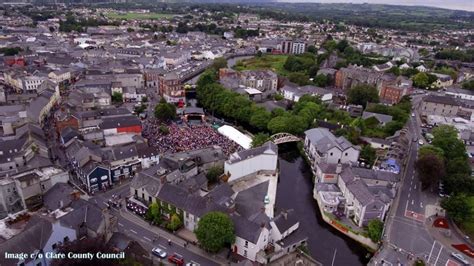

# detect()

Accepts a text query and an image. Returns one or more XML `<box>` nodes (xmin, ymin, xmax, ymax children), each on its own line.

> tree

<box><xmin>419</xmin><ymin>145</ymin><xmax>444</xmax><ymax>159</ymax></box>
<box><xmin>412</xmin><ymin>72</ymin><xmax>430</xmax><ymax>88</ymax></box>
<box><xmin>211</xmin><ymin>57</ymin><xmax>228</xmax><ymax>72</ymax></box>
<box><xmin>256</xmin><ymin>50</ymin><xmax>263</xmax><ymax>57</ymax></box>
<box><xmin>367</xmin><ymin>219</ymin><xmax>383</xmax><ymax>242</ymax></box>
<box><xmin>194</xmin><ymin>212</ymin><xmax>235</xmax><ymax>253</ymax></box>
<box><xmin>154</xmin><ymin>99</ymin><xmax>177</xmax><ymax>121</ymax></box>
<box><xmin>167</xmin><ymin>213</ymin><xmax>182</xmax><ymax>231</ymax></box>
<box><xmin>432</xmin><ymin>125</ymin><xmax>467</xmax><ymax>160</ymax></box>
<box><xmin>415</xmin><ymin>154</ymin><xmax>445</xmax><ymax>190</ymax></box>
<box><xmin>314</xmin><ymin>74</ymin><xmax>331</xmax><ymax>87</ymax></box>
<box><xmin>141</xmin><ymin>96</ymin><xmax>148</xmax><ymax>102</ymax></box>
<box><xmin>386</xmin><ymin>66</ymin><xmax>400</xmax><ymax>76</ymax></box>
<box><xmin>252</xmin><ymin>133</ymin><xmax>270</xmax><ymax>147</ymax></box>
<box><xmin>288</xmin><ymin>72</ymin><xmax>310</xmax><ymax>86</ymax></box>
<box><xmin>347</xmin><ymin>85</ymin><xmax>379</xmax><ymax>108</ymax></box>
<box><xmin>111</xmin><ymin>92</ymin><xmax>123</xmax><ymax>103</ymax></box>
<box><xmin>146</xmin><ymin>202</ymin><xmax>162</xmax><ymax>224</ymax></box>
<box><xmin>336</xmin><ymin>39</ymin><xmax>349</xmax><ymax>53</ymax></box>
<box><xmin>462</xmin><ymin>80</ymin><xmax>474</xmax><ymax>90</ymax></box>
<box><xmin>360</xmin><ymin>145</ymin><xmax>376</xmax><ymax>166</ymax></box>
<box><xmin>441</xmin><ymin>194</ymin><xmax>473</xmax><ymax>223</ymax></box>
<box><xmin>127</xmin><ymin>27</ymin><xmax>134</xmax><ymax>32</ymax></box>
<box><xmin>249</xmin><ymin>108</ymin><xmax>271</xmax><ymax>131</ymax></box>
<box><xmin>206</xmin><ymin>165</ymin><xmax>224</xmax><ymax>183</ymax></box>
<box><xmin>307</xmin><ymin>45</ymin><xmax>317</xmax><ymax>54</ymax></box>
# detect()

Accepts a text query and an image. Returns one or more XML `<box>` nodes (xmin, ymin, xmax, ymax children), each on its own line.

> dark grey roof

<box><xmin>59</xmin><ymin>199</ymin><xmax>104</xmax><ymax>233</ymax></box>
<box><xmin>235</xmin><ymin>181</ymin><xmax>269</xmax><ymax>219</ymax></box>
<box><xmin>305</xmin><ymin>128</ymin><xmax>358</xmax><ymax>153</ymax></box>
<box><xmin>0</xmin><ymin>215</ymin><xmax>52</xmax><ymax>266</ymax></box>
<box><xmin>100</xmin><ymin>116</ymin><xmax>141</xmax><ymax>130</ymax></box>
<box><xmin>351</xmin><ymin>167</ymin><xmax>399</xmax><ymax>182</ymax></box>
<box><xmin>43</xmin><ymin>183</ymin><xmax>75</xmax><ymax>211</ymax></box>
<box><xmin>423</xmin><ymin>95</ymin><xmax>459</xmax><ymax>106</ymax></box>
<box><xmin>346</xmin><ymin>179</ymin><xmax>375</xmax><ymax>206</ymax></box>
<box><xmin>272</xmin><ymin>209</ymin><xmax>298</xmax><ymax>235</ymax></box>
<box><xmin>228</xmin><ymin>142</ymin><xmax>277</xmax><ymax>164</ymax></box>
<box><xmin>362</xmin><ymin>111</ymin><xmax>393</xmax><ymax>124</ymax></box>
<box><xmin>231</xmin><ymin>214</ymin><xmax>263</xmax><ymax>244</ymax></box>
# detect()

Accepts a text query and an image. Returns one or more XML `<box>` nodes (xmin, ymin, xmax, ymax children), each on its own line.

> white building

<box><xmin>304</xmin><ymin>128</ymin><xmax>360</xmax><ymax>172</ymax></box>
<box><xmin>291</xmin><ymin>41</ymin><xmax>306</xmax><ymax>54</ymax></box>
<box><xmin>224</xmin><ymin>142</ymin><xmax>278</xmax><ymax>183</ymax></box>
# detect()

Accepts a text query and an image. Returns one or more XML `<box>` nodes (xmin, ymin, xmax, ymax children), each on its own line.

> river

<box><xmin>188</xmin><ymin>55</ymin><xmax>371</xmax><ymax>265</ymax></box>
<box><xmin>277</xmin><ymin>145</ymin><xmax>371</xmax><ymax>266</ymax></box>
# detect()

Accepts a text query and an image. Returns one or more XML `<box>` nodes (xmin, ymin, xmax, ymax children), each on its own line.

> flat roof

<box><xmin>217</xmin><ymin>125</ymin><xmax>252</xmax><ymax>150</ymax></box>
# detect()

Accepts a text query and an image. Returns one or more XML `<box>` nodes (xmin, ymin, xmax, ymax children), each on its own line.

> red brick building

<box><xmin>158</xmin><ymin>72</ymin><xmax>185</xmax><ymax>104</ymax></box>
<box><xmin>379</xmin><ymin>78</ymin><xmax>413</xmax><ymax>104</ymax></box>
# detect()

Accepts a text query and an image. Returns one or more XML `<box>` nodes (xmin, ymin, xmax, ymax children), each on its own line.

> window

<box><xmin>330</xmin><ymin>152</ymin><xmax>333</xmax><ymax>156</ymax></box>
<box><xmin>52</xmin><ymin>243</ymin><xmax>57</xmax><ymax>249</ymax></box>
<box><xmin>243</xmin><ymin>250</ymin><xmax>247</xmax><ymax>257</ymax></box>
<box><xmin>148</xmin><ymin>196</ymin><xmax>152</xmax><ymax>202</ymax></box>
<box><xmin>345</xmin><ymin>153</ymin><xmax>348</xmax><ymax>156</ymax></box>
<box><xmin>64</xmin><ymin>236</ymin><xmax>69</xmax><ymax>242</ymax></box>
<box><xmin>244</xmin><ymin>241</ymin><xmax>248</xmax><ymax>248</ymax></box>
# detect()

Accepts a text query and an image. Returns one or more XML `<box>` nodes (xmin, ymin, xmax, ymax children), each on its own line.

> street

<box><xmin>373</xmin><ymin>94</ymin><xmax>455</xmax><ymax>265</ymax></box>
<box><xmin>87</xmin><ymin>184</ymin><xmax>221</xmax><ymax>266</ymax></box>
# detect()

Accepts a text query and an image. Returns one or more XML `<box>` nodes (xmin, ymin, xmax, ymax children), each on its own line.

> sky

<box><xmin>277</xmin><ymin>0</ymin><xmax>474</xmax><ymax>11</ymax></box>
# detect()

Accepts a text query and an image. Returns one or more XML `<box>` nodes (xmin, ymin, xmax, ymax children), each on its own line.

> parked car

<box><xmin>168</xmin><ymin>253</ymin><xmax>184</xmax><ymax>266</ymax></box>
<box><xmin>152</xmin><ymin>247</ymin><xmax>167</xmax><ymax>259</ymax></box>
<box><xmin>451</xmin><ymin>252</ymin><xmax>470</xmax><ymax>265</ymax></box>
<box><xmin>185</xmin><ymin>262</ymin><xmax>199</xmax><ymax>266</ymax></box>
<box><xmin>418</xmin><ymin>139</ymin><xmax>424</xmax><ymax>145</ymax></box>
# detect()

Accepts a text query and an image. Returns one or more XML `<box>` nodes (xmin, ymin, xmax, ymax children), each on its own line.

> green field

<box><xmin>105</xmin><ymin>12</ymin><xmax>175</xmax><ymax>20</ymax></box>
<box><xmin>460</xmin><ymin>196</ymin><xmax>474</xmax><ymax>239</ymax></box>
<box><xmin>233</xmin><ymin>55</ymin><xmax>289</xmax><ymax>76</ymax></box>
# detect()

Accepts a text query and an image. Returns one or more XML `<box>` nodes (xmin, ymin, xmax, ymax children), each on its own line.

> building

<box><xmin>379</xmin><ymin>77</ymin><xmax>413</xmax><ymax>104</ymax></box>
<box><xmin>335</xmin><ymin>66</ymin><xmax>389</xmax><ymax>91</ymax></box>
<box><xmin>304</xmin><ymin>128</ymin><xmax>360</xmax><ymax>173</ymax></box>
<box><xmin>421</xmin><ymin>94</ymin><xmax>460</xmax><ymax>117</ymax></box>
<box><xmin>280</xmin><ymin>40</ymin><xmax>307</xmax><ymax>54</ymax></box>
<box><xmin>224</xmin><ymin>142</ymin><xmax>278</xmax><ymax>183</ymax></box>
<box><xmin>281</xmin><ymin>84</ymin><xmax>333</xmax><ymax>102</ymax></box>
<box><xmin>314</xmin><ymin>164</ymin><xmax>397</xmax><ymax>227</ymax></box>
<box><xmin>362</xmin><ymin>111</ymin><xmax>393</xmax><ymax>126</ymax></box>
<box><xmin>158</xmin><ymin>72</ymin><xmax>185</xmax><ymax>104</ymax></box>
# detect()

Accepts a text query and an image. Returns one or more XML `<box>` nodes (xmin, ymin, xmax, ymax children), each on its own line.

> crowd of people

<box><xmin>142</xmin><ymin>119</ymin><xmax>242</xmax><ymax>156</ymax></box>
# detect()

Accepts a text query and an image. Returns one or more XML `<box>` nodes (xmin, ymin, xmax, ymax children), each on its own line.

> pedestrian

<box><xmin>168</xmin><ymin>239</ymin><xmax>172</xmax><ymax>246</ymax></box>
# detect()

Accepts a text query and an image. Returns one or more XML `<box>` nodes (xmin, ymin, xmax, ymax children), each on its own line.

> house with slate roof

<box><xmin>314</xmin><ymin>162</ymin><xmax>397</xmax><ymax>227</ymax></box>
<box><xmin>304</xmin><ymin>128</ymin><xmax>360</xmax><ymax>174</ymax></box>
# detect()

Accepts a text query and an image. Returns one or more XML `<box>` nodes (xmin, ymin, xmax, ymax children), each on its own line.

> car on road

<box><xmin>152</xmin><ymin>247</ymin><xmax>167</xmax><ymax>258</ymax></box>
<box><xmin>185</xmin><ymin>262</ymin><xmax>200</xmax><ymax>266</ymax></box>
<box><xmin>411</xmin><ymin>113</ymin><xmax>415</xmax><ymax>117</ymax></box>
<box><xmin>451</xmin><ymin>252</ymin><xmax>470</xmax><ymax>265</ymax></box>
<box><xmin>168</xmin><ymin>253</ymin><xmax>184</xmax><ymax>265</ymax></box>
<box><xmin>418</xmin><ymin>139</ymin><xmax>424</xmax><ymax>145</ymax></box>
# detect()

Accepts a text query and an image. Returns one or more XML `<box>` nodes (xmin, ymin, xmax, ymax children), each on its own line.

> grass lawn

<box><xmin>233</xmin><ymin>55</ymin><xmax>289</xmax><ymax>76</ymax></box>
<box><xmin>105</xmin><ymin>12</ymin><xmax>175</xmax><ymax>20</ymax></box>
<box><xmin>460</xmin><ymin>196</ymin><xmax>474</xmax><ymax>239</ymax></box>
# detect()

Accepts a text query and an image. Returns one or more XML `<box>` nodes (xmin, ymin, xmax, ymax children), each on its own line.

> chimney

<box><xmin>59</xmin><ymin>200</ymin><xmax>63</xmax><ymax>209</ymax></box>
<box><xmin>336</xmin><ymin>163</ymin><xmax>342</xmax><ymax>174</ymax></box>
<box><xmin>282</xmin><ymin>210</ymin><xmax>288</xmax><ymax>220</ymax></box>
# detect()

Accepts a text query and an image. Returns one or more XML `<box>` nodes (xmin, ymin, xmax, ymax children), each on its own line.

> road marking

<box><xmin>412</xmin><ymin>200</ymin><xmax>414</xmax><ymax>205</ymax></box>
<box><xmin>411</xmin><ymin>180</ymin><xmax>413</xmax><ymax>185</ymax></box>
<box><xmin>174</xmin><ymin>252</ymin><xmax>183</xmax><ymax>257</ymax></box>
<box><xmin>130</xmin><ymin>229</ymin><xmax>137</xmax><ymax>234</ymax></box>
<box><xmin>158</xmin><ymin>244</ymin><xmax>167</xmax><ymax>250</ymax></box>
<box><xmin>408</xmin><ymin>193</ymin><xmax>411</xmax><ymax>198</ymax></box>
<box><xmin>409</xmin><ymin>187</ymin><xmax>412</xmax><ymax>191</ymax></box>
<box><xmin>420</xmin><ymin>202</ymin><xmax>423</xmax><ymax>208</ymax></box>
<box><xmin>414</xmin><ymin>184</ymin><xmax>417</xmax><ymax>189</ymax></box>
<box><xmin>118</xmin><ymin>223</ymin><xmax>124</xmax><ymax>227</ymax></box>
<box><xmin>144</xmin><ymin>236</ymin><xmax>151</xmax><ymax>242</ymax></box>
